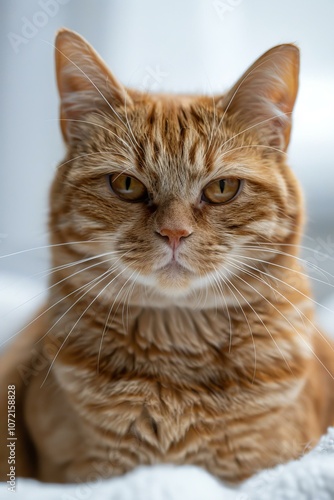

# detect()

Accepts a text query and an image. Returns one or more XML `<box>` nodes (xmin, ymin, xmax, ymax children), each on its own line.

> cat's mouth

<box><xmin>155</xmin><ymin>252</ymin><xmax>193</xmax><ymax>274</ymax></box>
<box><xmin>159</xmin><ymin>260</ymin><xmax>189</xmax><ymax>273</ymax></box>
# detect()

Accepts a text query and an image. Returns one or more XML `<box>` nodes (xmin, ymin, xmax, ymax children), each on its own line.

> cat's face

<box><xmin>51</xmin><ymin>29</ymin><xmax>301</xmax><ymax>306</ymax></box>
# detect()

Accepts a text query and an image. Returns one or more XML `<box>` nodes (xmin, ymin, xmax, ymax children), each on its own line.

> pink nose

<box><xmin>158</xmin><ymin>227</ymin><xmax>192</xmax><ymax>249</ymax></box>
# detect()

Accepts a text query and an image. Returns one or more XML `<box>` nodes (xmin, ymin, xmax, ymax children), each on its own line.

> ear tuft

<box><xmin>220</xmin><ymin>44</ymin><xmax>300</xmax><ymax>151</ymax></box>
<box><xmin>55</xmin><ymin>28</ymin><xmax>131</xmax><ymax>143</ymax></box>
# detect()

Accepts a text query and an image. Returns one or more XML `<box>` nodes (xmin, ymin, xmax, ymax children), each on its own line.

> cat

<box><xmin>1</xmin><ymin>27</ymin><xmax>334</xmax><ymax>484</ymax></box>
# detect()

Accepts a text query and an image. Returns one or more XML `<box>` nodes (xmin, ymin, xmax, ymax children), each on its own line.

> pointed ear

<box><xmin>220</xmin><ymin>44</ymin><xmax>299</xmax><ymax>150</ymax></box>
<box><xmin>55</xmin><ymin>28</ymin><xmax>132</xmax><ymax>143</ymax></box>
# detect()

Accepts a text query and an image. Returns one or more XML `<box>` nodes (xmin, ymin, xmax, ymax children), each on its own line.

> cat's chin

<box><xmin>155</xmin><ymin>261</ymin><xmax>194</xmax><ymax>296</ymax></box>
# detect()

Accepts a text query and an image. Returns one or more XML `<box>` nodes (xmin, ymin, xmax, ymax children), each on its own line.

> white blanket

<box><xmin>1</xmin><ymin>429</ymin><xmax>334</xmax><ymax>500</ymax></box>
<box><xmin>1</xmin><ymin>272</ymin><xmax>334</xmax><ymax>499</ymax></box>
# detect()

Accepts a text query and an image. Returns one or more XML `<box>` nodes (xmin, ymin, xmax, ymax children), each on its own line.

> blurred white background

<box><xmin>0</xmin><ymin>0</ymin><xmax>334</xmax><ymax>314</ymax></box>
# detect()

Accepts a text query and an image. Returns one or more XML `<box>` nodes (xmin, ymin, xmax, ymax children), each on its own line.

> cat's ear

<box><xmin>220</xmin><ymin>44</ymin><xmax>299</xmax><ymax>150</ymax></box>
<box><xmin>55</xmin><ymin>28</ymin><xmax>132</xmax><ymax>143</ymax></box>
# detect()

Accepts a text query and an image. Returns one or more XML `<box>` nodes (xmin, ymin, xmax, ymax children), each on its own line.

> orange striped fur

<box><xmin>1</xmin><ymin>28</ymin><xmax>334</xmax><ymax>484</ymax></box>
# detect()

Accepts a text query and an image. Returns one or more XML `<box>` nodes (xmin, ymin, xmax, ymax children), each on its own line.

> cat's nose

<box><xmin>157</xmin><ymin>227</ymin><xmax>192</xmax><ymax>249</ymax></box>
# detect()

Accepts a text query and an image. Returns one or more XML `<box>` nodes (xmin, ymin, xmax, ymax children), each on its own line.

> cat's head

<box><xmin>51</xmin><ymin>28</ymin><xmax>301</xmax><ymax>307</ymax></box>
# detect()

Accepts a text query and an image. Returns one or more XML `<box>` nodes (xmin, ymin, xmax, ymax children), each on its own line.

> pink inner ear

<box><xmin>220</xmin><ymin>44</ymin><xmax>299</xmax><ymax>151</ymax></box>
<box><xmin>55</xmin><ymin>29</ymin><xmax>132</xmax><ymax>143</ymax></box>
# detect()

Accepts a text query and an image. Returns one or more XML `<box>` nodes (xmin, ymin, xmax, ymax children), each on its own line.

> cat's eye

<box><xmin>202</xmin><ymin>178</ymin><xmax>242</xmax><ymax>204</ymax></box>
<box><xmin>108</xmin><ymin>174</ymin><xmax>148</xmax><ymax>202</ymax></box>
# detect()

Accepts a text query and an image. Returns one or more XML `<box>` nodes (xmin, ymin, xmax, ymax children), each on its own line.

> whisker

<box><xmin>204</xmin><ymin>88</ymin><xmax>218</xmax><ymax>157</ymax></box>
<box><xmin>0</xmin><ymin>250</ymin><xmax>131</xmax><ymax>348</ymax></box>
<box><xmin>216</xmin><ymin>269</ymin><xmax>293</xmax><ymax>375</ymax></box>
<box><xmin>230</xmin><ymin>253</ymin><xmax>334</xmax><ymax>303</ymax></box>
<box><xmin>241</xmin><ymin>247</ymin><xmax>334</xmax><ymax>285</ymax></box>
<box><xmin>56</xmin><ymin>147</ymin><xmax>134</xmax><ymax>172</ymax></box>
<box><xmin>109</xmin><ymin>268</ymin><xmax>139</xmax><ymax>329</ymax></box>
<box><xmin>227</xmin><ymin>257</ymin><xmax>334</xmax><ymax>354</ymax></box>
<box><xmin>218</xmin><ymin>143</ymin><xmax>288</xmax><ymax>159</ymax></box>
<box><xmin>122</xmin><ymin>271</ymin><xmax>140</xmax><ymax>334</ymax></box>
<box><xmin>49</xmin><ymin>40</ymin><xmax>132</xmax><ymax>134</ymax></box>
<box><xmin>32</xmin><ymin>265</ymin><xmax>118</xmax><ymax>346</ymax></box>
<box><xmin>245</xmin><ymin>242</ymin><xmax>334</xmax><ymax>262</ymax></box>
<box><xmin>211</xmin><ymin>268</ymin><xmax>232</xmax><ymax>348</ymax></box>
<box><xmin>219</xmin><ymin>113</ymin><xmax>291</xmax><ymax>154</ymax></box>
<box><xmin>35</xmin><ymin>256</ymin><xmax>132</xmax><ymax>346</ymax></box>
<box><xmin>122</xmin><ymin>94</ymin><xmax>145</xmax><ymax>156</ymax></box>
<box><xmin>226</xmin><ymin>261</ymin><xmax>334</xmax><ymax>382</ymax></box>
<box><xmin>1</xmin><ymin>253</ymin><xmax>121</xmax><ymax>320</ymax></box>
<box><xmin>216</xmin><ymin>57</ymin><xmax>272</xmax><ymax>133</ymax></box>
<box><xmin>37</xmin><ymin>251</ymin><xmax>121</xmax><ymax>277</ymax></box>
<box><xmin>41</xmin><ymin>262</ymin><xmax>134</xmax><ymax>387</ymax></box>
<box><xmin>215</xmin><ymin>271</ymin><xmax>257</xmax><ymax>383</ymax></box>
<box><xmin>210</xmin><ymin>52</ymin><xmax>293</xmax><ymax>151</ymax></box>
<box><xmin>97</xmin><ymin>267</ymin><xmax>138</xmax><ymax>373</ymax></box>
<box><xmin>0</xmin><ymin>240</ymin><xmax>116</xmax><ymax>260</ymax></box>
<box><xmin>57</xmin><ymin>118</ymin><xmax>134</xmax><ymax>154</ymax></box>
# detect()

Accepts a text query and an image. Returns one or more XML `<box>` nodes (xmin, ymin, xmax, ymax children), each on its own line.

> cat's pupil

<box><xmin>219</xmin><ymin>180</ymin><xmax>225</xmax><ymax>193</ymax></box>
<box><xmin>125</xmin><ymin>177</ymin><xmax>131</xmax><ymax>191</ymax></box>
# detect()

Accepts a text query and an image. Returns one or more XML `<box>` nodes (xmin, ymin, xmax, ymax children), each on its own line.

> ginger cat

<box><xmin>1</xmin><ymin>28</ymin><xmax>334</xmax><ymax>484</ymax></box>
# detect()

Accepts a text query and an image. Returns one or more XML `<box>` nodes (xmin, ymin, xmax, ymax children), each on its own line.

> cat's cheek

<box><xmin>245</xmin><ymin>217</ymin><xmax>292</xmax><ymax>241</ymax></box>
